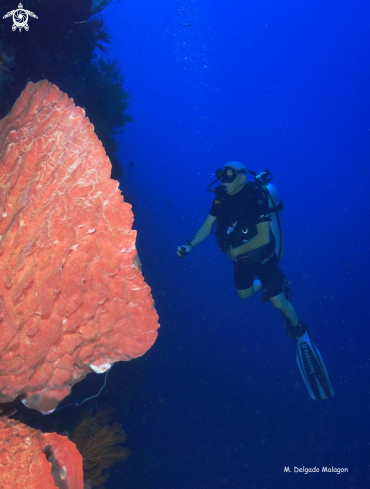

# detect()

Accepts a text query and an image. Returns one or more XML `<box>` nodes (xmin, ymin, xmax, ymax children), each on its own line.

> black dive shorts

<box><xmin>233</xmin><ymin>253</ymin><xmax>283</xmax><ymax>297</ymax></box>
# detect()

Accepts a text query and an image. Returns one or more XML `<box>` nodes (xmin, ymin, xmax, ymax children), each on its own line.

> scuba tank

<box><xmin>248</xmin><ymin>170</ymin><xmax>284</xmax><ymax>262</ymax></box>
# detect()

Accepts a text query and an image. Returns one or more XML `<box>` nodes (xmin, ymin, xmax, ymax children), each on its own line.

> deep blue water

<box><xmin>52</xmin><ymin>0</ymin><xmax>370</xmax><ymax>487</ymax></box>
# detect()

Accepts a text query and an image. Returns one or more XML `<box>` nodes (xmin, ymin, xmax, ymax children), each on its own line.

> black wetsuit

<box><xmin>209</xmin><ymin>182</ymin><xmax>283</xmax><ymax>295</ymax></box>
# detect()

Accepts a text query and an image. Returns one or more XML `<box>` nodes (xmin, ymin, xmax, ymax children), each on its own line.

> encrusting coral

<box><xmin>70</xmin><ymin>409</ymin><xmax>130</xmax><ymax>487</ymax></box>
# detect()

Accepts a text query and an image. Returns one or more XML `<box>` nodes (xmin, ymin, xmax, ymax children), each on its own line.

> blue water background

<box><xmin>63</xmin><ymin>1</ymin><xmax>370</xmax><ymax>487</ymax></box>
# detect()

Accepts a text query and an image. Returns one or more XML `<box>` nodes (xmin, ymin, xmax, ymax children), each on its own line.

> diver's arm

<box><xmin>190</xmin><ymin>214</ymin><xmax>217</xmax><ymax>248</ymax></box>
<box><xmin>177</xmin><ymin>215</ymin><xmax>216</xmax><ymax>258</ymax></box>
<box><xmin>227</xmin><ymin>221</ymin><xmax>270</xmax><ymax>259</ymax></box>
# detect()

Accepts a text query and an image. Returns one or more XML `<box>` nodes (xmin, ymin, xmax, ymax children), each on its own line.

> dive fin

<box><xmin>296</xmin><ymin>331</ymin><xmax>334</xmax><ymax>400</ymax></box>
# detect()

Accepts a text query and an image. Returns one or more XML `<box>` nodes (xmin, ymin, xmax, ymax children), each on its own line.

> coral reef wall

<box><xmin>0</xmin><ymin>416</ymin><xmax>84</xmax><ymax>488</ymax></box>
<box><xmin>0</xmin><ymin>81</ymin><xmax>159</xmax><ymax>414</ymax></box>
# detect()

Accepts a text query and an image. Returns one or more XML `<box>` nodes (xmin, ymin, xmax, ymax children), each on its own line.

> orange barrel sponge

<box><xmin>0</xmin><ymin>416</ymin><xmax>83</xmax><ymax>488</ymax></box>
<box><xmin>0</xmin><ymin>81</ymin><xmax>159</xmax><ymax>413</ymax></box>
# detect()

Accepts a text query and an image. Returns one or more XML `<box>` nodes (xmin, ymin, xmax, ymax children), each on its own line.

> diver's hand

<box><xmin>226</xmin><ymin>246</ymin><xmax>240</xmax><ymax>261</ymax></box>
<box><xmin>176</xmin><ymin>244</ymin><xmax>192</xmax><ymax>258</ymax></box>
<box><xmin>227</xmin><ymin>246</ymin><xmax>249</xmax><ymax>262</ymax></box>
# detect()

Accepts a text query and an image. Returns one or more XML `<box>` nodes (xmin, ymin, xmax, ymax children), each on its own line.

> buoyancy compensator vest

<box><xmin>207</xmin><ymin>169</ymin><xmax>285</xmax><ymax>263</ymax></box>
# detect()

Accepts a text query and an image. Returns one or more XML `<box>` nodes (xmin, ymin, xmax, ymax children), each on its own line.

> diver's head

<box><xmin>217</xmin><ymin>161</ymin><xmax>246</xmax><ymax>195</ymax></box>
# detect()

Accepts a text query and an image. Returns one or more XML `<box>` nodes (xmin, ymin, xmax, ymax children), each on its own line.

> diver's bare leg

<box><xmin>236</xmin><ymin>279</ymin><xmax>263</xmax><ymax>299</ymax></box>
<box><xmin>270</xmin><ymin>292</ymin><xmax>298</xmax><ymax>327</ymax></box>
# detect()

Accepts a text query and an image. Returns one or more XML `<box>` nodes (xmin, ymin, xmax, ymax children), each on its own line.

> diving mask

<box><xmin>207</xmin><ymin>166</ymin><xmax>246</xmax><ymax>195</ymax></box>
<box><xmin>215</xmin><ymin>166</ymin><xmax>246</xmax><ymax>183</ymax></box>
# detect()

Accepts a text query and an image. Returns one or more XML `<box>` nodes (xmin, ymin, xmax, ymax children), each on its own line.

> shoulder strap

<box><xmin>230</xmin><ymin>181</ymin><xmax>255</xmax><ymax>224</ymax></box>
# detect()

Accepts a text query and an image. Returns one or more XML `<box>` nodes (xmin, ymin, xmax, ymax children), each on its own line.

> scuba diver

<box><xmin>177</xmin><ymin>161</ymin><xmax>334</xmax><ymax>400</ymax></box>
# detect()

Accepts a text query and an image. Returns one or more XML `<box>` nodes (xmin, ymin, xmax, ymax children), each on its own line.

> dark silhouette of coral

<box><xmin>0</xmin><ymin>41</ymin><xmax>15</xmax><ymax>91</ymax></box>
<box><xmin>0</xmin><ymin>0</ymin><xmax>130</xmax><ymax>179</ymax></box>
<box><xmin>70</xmin><ymin>409</ymin><xmax>130</xmax><ymax>487</ymax></box>
<box><xmin>92</xmin><ymin>0</ymin><xmax>113</xmax><ymax>15</ymax></box>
